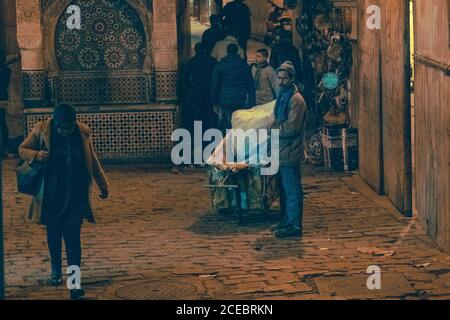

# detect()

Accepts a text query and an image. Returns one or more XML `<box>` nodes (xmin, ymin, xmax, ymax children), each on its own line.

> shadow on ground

<box><xmin>187</xmin><ymin>210</ymin><xmax>283</xmax><ymax>236</ymax></box>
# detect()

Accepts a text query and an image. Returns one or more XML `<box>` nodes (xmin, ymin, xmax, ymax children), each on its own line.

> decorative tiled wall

<box><xmin>17</xmin><ymin>0</ymin><xmax>183</xmax><ymax>161</ymax></box>
<box><xmin>50</xmin><ymin>71</ymin><xmax>154</xmax><ymax>105</ymax></box>
<box><xmin>25</xmin><ymin>109</ymin><xmax>176</xmax><ymax>161</ymax></box>
<box><xmin>155</xmin><ymin>71</ymin><xmax>178</xmax><ymax>102</ymax></box>
<box><xmin>55</xmin><ymin>0</ymin><xmax>147</xmax><ymax>72</ymax></box>
<box><xmin>50</xmin><ymin>0</ymin><xmax>153</xmax><ymax>106</ymax></box>
<box><xmin>22</xmin><ymin>70</ymin><xmax>47</xmax><ymax>107</ymax></box>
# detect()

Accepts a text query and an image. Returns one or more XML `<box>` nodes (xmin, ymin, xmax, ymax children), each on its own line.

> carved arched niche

<box><xmin>42</xmin><ymin>0</ymin><xmax>154</xmax><ymax>105</ymax></box>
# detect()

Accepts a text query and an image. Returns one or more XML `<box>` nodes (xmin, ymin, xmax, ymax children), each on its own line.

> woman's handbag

<box><xmin>16</xmin><ymin>136</ymin><xmax>46</xmax><ymax>196</ymax></box>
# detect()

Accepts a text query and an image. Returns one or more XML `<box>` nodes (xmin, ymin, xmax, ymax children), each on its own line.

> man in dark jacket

<box><xmin>269</xmin><ymin>61</ymin><xmax>307</xmax><ymax>239</ymax></box>
<box><xmin>269</xmin><ymin>32</ymin><xmax>302</xmax><ymax>83</ymax></box>
<box><xmin>202</xmin><ymin>14</ymin><xmax>226</xmax><ymax>55</ymax></box>
<box><xmin>218</xmin><ymin>0</ymin><xmax>251</xmax><ymax>57</ymax></box>
<box><xmin>211</xmin><ymin>43</ymin><xmax>256</xmax><ymax>132</ymax></box>
<box><xmin>184</xmin><ymin>43</ymin><xmax>217</xmax><ymax>132</ymax></box>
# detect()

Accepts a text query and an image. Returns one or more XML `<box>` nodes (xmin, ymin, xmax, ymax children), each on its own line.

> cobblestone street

<box><xmin>2</xmin><ymin>159</ymin><xmax>450</xmax><ymax>300</ymax></box>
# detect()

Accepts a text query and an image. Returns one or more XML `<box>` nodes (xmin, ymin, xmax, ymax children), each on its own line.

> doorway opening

<box><xmin>190</xmin><ymin>0</ymin><xmax>222</xmax><ymax>56</ymax></box>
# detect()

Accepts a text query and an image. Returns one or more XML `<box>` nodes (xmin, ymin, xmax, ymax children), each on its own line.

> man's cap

<box><xmin>276</xmin><ymin>61</ymin><xmax>296</xmax><ymax>78</ymax></box>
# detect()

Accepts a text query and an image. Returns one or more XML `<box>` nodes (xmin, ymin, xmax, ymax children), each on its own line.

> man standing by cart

<box><xmin>269</xmin><ymin>61</ymin><xmax>307</xmax><ymax>238</ymax></box>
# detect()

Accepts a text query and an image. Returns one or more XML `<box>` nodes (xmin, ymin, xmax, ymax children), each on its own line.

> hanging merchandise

<box><xmin>323</xmin><ymin>95</ymin><xmax>350</xmax><ymax>126</ymax></box>
<box><xmin>319</xmin><ymin>33</ymin><xmax>353</xmax><ymax>124</ymax></box>
<box><xmin>328</xmin><ymin>34</ymin><xmax>353</xmax><ymax>80</ymax></box>
<box><xmin>330</xmin><ymin>7</ymin><xmax>353</xmax><ymax>35</ymax></box>
<box><xmin>318</xmin><ymin>71</ymin><xmax>339</xmax><ymax>116</ymax></box>
<box><xmin>321</xmin><ymin>72</ymin><xmax>339</xmax><ymax>89</ymax></box>
<box><xmin>294</xmin><ymin>0</ymin><xmax>356</xmax><ymax>168</ymax></box>
<box><xmin>264</xmin><ymin>0</ymin><xmax>293</xmax><ymax>45</ymax></box>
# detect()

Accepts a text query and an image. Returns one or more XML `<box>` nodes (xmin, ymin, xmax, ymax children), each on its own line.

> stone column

<box><xmin>16</xmin><ymin>0</ymin><xmax>47</xmax><ymax>108</ymax></box>
<box><xmin>153</xmin><ymin>0</ymin><xmax>178</xmax><ymax>102</ymax></box>
<box><xmin>0</xmin><ymin>0</ymin><xmax>23</xmax><ymax>138</ymax></box>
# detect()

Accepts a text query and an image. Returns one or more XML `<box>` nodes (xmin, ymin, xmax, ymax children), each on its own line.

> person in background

<box><xmin>211</xmin><ymin>27</ymin><xmax>245</xmax><ymax>62</ymax></box>
<box><xmin>184</xmin><ymin>42</ymin><xmax>217</xmax><ymax>133</ymax></box>
<box><xmin>0</xmin><ymin>50</ymin><xmax>20</xmax><ymax>158</ymax></box>
<box><xmin>202</xmin><ymin>14</ymin><xmax>226</xmax><ymax>55</ymax></box>
<box><xmin>269</xmin><ymin>61</ymin><xmax>307</xmax><ymax>239</ymax></box>
<box><xmin>218</xmin><ymin>0</ymin><xmax>252</xmax><ymax>57</ymax></box>
<box><xmin>269</xmin><ymin>32</ymin><xmax>302</xmax><ymax>83</ymax></box>
<box><xmin>211</xmin><ymin>43</ymin><xmax>255</xmax><ymax>133</ymax></box>
<box><xmin>250</xmin><ymin>48</ymin><xmax>278</xmax><ymax>105</ymax></box>
<box><xmin>19</xmin><ymin>103</ymin><xmax>110</xmax><ymax>299</ymax></box>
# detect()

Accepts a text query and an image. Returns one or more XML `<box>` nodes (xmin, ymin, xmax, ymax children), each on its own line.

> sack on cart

<box><xmin>205</xmin><ymin>101</ymin><xmax>279</xmax><ymax>213</ymax></box>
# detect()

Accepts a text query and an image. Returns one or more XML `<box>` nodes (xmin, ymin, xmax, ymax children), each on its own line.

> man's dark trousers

<box><xmin>217</xmin><ymin>105</ymin><xmax>239</xmax><ymax>134</ymax></box>
<box><xmin>191</xmin><ymin>90</ymin><xmax>215</xmax><ymax>131</ymax></box>
<box><xmin>278</xmin><ymin>165</ymin><xmax>303</xmax><ymax>229</ymax></box>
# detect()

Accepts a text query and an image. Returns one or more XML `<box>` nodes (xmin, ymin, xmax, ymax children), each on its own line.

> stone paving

<box><xmin>2</xmin><ymin>159</ymin><xmax>450</xmax><ymax>300</ymax></box>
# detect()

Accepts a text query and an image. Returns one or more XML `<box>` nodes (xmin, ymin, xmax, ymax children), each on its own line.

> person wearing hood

<box><xmin>269</xmin><ymin>61</ymin><xmax>307</xmax><ymax>238</ymax></box>
<box><xmin>211</xmin><ymin>43</ymin><xmax>256</xmax><ymax>132</ymax></box>
<box><xmin>211</xmin><ymin>28</ymin><xmax>245</xmax><ymax>62</ymax></box>
<box><xmin>18</xmin><ymin>103</ymin><xmax>110</xmax><ymax>299</ymax></box>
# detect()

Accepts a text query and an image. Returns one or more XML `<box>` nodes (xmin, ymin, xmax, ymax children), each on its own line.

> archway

<box><xmin>52</xmin><ymin>0</ymin><xmax>152</xmax><ymax>105</ymax></box>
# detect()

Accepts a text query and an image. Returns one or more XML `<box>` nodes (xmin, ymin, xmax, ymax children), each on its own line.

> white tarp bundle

<box><xmin>205</xmin><ymin>101</ymin><xmax>279</xmax><ymax>212</ymax></box>
<box><xmin>205</xmin><ymin>100</ymin><xmax>276</xmax><ymax>172</ymax></box>
<box><xmin>231</xmin><ymin>100</ymin><xmax>276</xmax><ymax>130</ymax></box>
